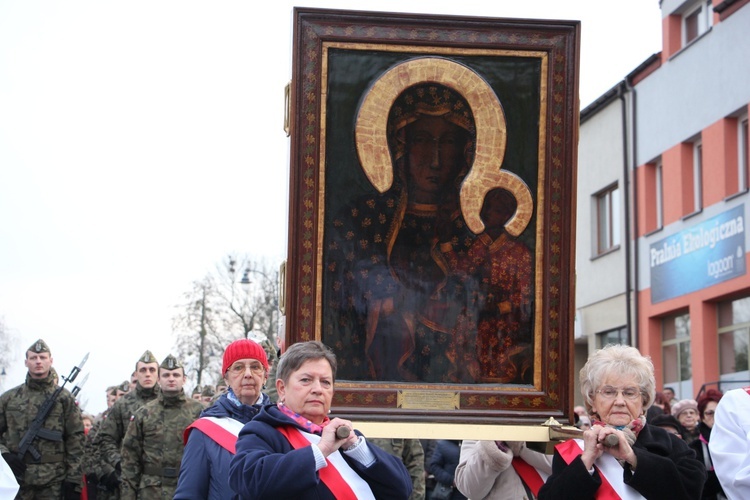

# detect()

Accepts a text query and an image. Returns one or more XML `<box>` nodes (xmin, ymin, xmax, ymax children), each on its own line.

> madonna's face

<box><xmin>405</xmin><ymin>116</ymin><xmax>466</xmax><ymax>204</ymax></box>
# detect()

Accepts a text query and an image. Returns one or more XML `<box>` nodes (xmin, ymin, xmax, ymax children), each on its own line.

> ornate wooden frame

<box><xmin>284</xmin><ymin>7</ymin><xmax>579</xmax><ymax>426</ymax></box>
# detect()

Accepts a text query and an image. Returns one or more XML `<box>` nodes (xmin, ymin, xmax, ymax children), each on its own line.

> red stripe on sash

<box><xmin>512</xmin><ymin>457</ymin><xmax>545</xmax><ymax>497</ymax></box>
<box><xmin>184</xmin><ymin>419</ymin><xmax>238</xmax><ymax>454</ymax></box>
<box><xmin>277</xmin><ymin>426</ymin><xmax>358</xmax><ymax>500</ymax></box>
<box><xmin>555</xmin><ymin>440</ymin><xmax>621</xmax><ymax>500</ymax></box>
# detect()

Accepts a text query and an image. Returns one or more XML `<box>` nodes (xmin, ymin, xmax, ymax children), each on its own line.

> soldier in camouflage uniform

<box><xmin>0</xmin><ymin>339</ymin><xmax>84</xmax><ymax>499</ymax></box>
<box><xmin>94</xmin><ymin>350</ymin><xmax>160</xmax><ymax>497</ymax></box>
<box><xmin>199</xmin><ymin>385</ymin><xmax>215</xmax><ymax>407</ymax></box>
<box><xmin>120</xmin><ymin>354</ymin><xmax>202</xmax><ymax>499</ymax></box>
<box><xmin>369</xmin><ymin>438</ymin><xmax>426</xmax><ymax>500</ymax></box>
<box><xmin>82</xmin><ymin>380</ymin><xmax>127</xmax><ymax>500</ymax></box>
<box><xmin>259</xmin><ymin>336</ymin><xmax>280</xmax><ymax>402</ymax></box>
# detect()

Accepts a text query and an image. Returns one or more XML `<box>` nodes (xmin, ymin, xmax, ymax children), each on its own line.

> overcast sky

<box><xmin>0</xmin><ymin>0</ymin><xmax>662</xmax><ymax>414</ymax></box>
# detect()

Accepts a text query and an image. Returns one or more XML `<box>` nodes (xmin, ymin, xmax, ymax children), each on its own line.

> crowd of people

<box><xmin>1</xmin><ymin>339</ymin><xmax>749</xmax><ymax>499</ymax></box>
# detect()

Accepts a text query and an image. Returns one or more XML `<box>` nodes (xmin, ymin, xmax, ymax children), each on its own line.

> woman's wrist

<box><xmin>626</xmin><ymin>451</ymin><xmax>638</xmax><ymax>470</ymax></box>
<box><xmin>580</xmin><ymin>452</ymin><xmax>596</xmax><ymax>470</ymax></box>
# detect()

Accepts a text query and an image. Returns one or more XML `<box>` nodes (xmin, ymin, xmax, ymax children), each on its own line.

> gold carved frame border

<box><xmin>285</xmin><ymin>7</ymin><xmax>580</xmax><ymax>429</ymax></box>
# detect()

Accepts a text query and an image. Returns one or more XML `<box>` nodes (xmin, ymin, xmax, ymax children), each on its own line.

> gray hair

<box><xmin>579</xmin><ymin>344</ymin><xmax>655</xmax><ymax>414</ymax></box>
<box><xmin>277</xmin><ymin>341</ymin><xmax>337</xmax><ymax>384</ymax></box>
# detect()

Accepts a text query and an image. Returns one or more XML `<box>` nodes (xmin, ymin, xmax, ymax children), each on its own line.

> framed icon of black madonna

<box><xmin>283</xmin><ymin>7</ymin><xmax>580</xmax><ymax>426</ymax></box>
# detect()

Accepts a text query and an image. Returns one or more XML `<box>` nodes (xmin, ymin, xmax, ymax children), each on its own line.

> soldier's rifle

<box><xmin>72</xmin><ymin>372</ymin><xmax>89</xmax><ymax>399</ymax></box>
<box><xmin>16</xmin><ymin>352</ymin><xmax>89</xmax><ymax>462</ymax></box>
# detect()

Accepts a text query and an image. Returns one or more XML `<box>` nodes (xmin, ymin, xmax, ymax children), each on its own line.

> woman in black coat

<box><xmin>429</xmin><ymin>440</ymin><xmax>467</xmax><ymax>500</ymax></box>
<box><xmin>689</xmin><ymin>389</ymin><xmax>725</xmax><ymax>500</ymax></box>
<box><xmin>539</xmin><ymin>345</ymin><xmax>706</xmax><ymax>499</ymax></box>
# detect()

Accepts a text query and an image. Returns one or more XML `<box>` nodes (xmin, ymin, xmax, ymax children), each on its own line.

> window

<box><xmin>740</xmin><ymin>114</ymin><xmax>749</xmax><ymax>192</ymax></box>
<box><xmin>656</xmin><ymin>161</ymin><xmax>664</xmax><ymax>228</ymax></box>
<box><xmin>662</xmin><ymin>313</ymin><xmax>692</xmax><ymax>397</ymax></box>
<box><xmin>596</xmin><ymin>184</ymin><xmax>621</xmax><ymax>254</ymax></box>
<box><xmin>683</xmin><ymin>0</ymin><xmax>713</xmax><ymax>45</ymax></box>
<box><xmin>693</xmin><ymin>139</ymin><xmax>703</xmax><ymax>211</ymax></box>
<box><xmin>717</xmin><ymin>297</ymin><xmax>750</xmax><ymax>376</ymax></box>
<box><xmin>597</xmin><ymin>326</ymin><xmax>628</xmax><ymax>348</ymax></box>
<box><xmin>681</xmin><ymin>137</ymin><xmax>703</xmax><ymax>216</ymax></box>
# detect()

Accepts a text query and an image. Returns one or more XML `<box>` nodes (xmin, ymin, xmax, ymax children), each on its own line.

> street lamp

<box><xmin>236</xmin><ymin>265</ymin><xmax>280</xmax><ymax>342</ymax></box>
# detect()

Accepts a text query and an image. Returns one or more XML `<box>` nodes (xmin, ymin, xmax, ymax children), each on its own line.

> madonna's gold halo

<box><xmin>354</xmin><ymin>56</ymin><xmax>532</xmax><ymax>236</ymax></box>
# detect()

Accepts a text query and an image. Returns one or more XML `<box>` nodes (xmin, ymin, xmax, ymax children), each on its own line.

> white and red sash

<box><xmin>184</xmin><ymin>416</ymin><xmax>244</xmax><ymax>453</ymax></box>
<box><xmin>556</xmin><ymin>439</ymin><xmax>645</xmax><ymax>500</ymax></box>
<box><xmin>277</xmin><ymin>425</ymin><xmax>375</xmax><ymax>500</ymax></box>
<box><xmin>511</xmin><ymin>456</ymin><xmax>549</xmax><ymax>497</ymax></box>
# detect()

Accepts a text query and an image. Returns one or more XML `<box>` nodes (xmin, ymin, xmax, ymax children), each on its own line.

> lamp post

<box><xmin>231</xmin><ymin>261</ymin><xmax>280</xmax><ymax>343</ymax></box>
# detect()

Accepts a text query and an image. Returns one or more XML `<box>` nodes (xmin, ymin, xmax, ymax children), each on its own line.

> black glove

<box><xmin>85</xmin><ymin>474</ymin><xmax>99</xmax><ymax>498</ymax></box>
<box><xmin>2</xmin><ymin>452</ymin><xmax>25</xmax><ymax>481</ymax></box>
<box><xmin>100</xmin><ymin>470</ymin><xmax>121</xmax><ymax>491</ymax></box>
<box><xmin>62</xmin><ymin>480</ymin><xmax>79</xmax><ymax>500</ymax></box>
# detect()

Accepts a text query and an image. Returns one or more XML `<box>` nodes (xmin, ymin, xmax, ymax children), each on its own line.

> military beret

<box><xmin>160</xmin><ymin>354</ymin><xmax>182</xmax><ymax>370</ymax></box>
<box><xmin>137</xmin><ymin>350</ymin><xmax>158</xmax><ymax>365</ymax></box>
<box><xmin>27</xmin><ymin>339</ymin><xmax>51</xmax><ymax>354</ymax></box>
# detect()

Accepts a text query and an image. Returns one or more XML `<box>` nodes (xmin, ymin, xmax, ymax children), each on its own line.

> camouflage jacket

<box><xmin>120</xmin><ymin>390</ymin><xmax>202</xmax><ymax>500</ymax></box>
<box><xmin>369</xmin><ymin>438</ymin><xmax>426</xmax><ymax>500</ymax></box>
<box><xmin>94</xmin><ymin>384</ymin><xmax>159</xmax><ymax>477</ymax></box>
<box><xmin>0</xmin><ymin>371</ymin><xmax>85</xmax><ymax>488</ymax></box>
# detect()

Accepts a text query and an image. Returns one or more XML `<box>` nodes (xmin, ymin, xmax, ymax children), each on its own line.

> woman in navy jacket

<box><xmin>175</xmin><ymin>339</ymin><xmax>272</xmax><ymax>500</ymax></box>
<box><xmin>229</xmin><ymin>341</ymin><xmax>412</xmax><ymax>499</ymax></box>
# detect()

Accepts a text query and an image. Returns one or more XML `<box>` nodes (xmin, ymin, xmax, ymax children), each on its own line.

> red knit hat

<box><xmin>222</xmin><ymin>339</ymin><xmax>269</xmax><ymax>375</ymax></box>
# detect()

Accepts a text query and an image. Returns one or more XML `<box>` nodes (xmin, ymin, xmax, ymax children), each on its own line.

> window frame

<box><xmin>597</xmin><ymin>326</ymin><xmax>629</xmax><ymax>349</ymax></box>
<box><xmin>683</xmin><ymin>0</ymin><xmax>713</xmax><ymax>46</ymax></box>
<box><xmin>739</xmin><ymin>113</ymin><xmax>749</xmax><ymax>193</ymax></box>
<box><xmin>656</xmin><ymin>160</ymin><xmax>664</xmax><ymax>229</ymax></box>
<box><xmin>717</xmin><ymin>297</ymin><xmax>750</xmax><ymax>376</ymax></box>
<box><xmin>595</xmin><ymin>183</ymin><xmax>621</xmax><ymax>255</ymax></box>
<box><xmin>693</xmin><ymin>139</ymin><xmax>703</xmax><ymax>212</ymax></box>
<box><xmin>661</xmin><ymin>312</ymin><xmax>692</xmax><ymax>390</ymax></box>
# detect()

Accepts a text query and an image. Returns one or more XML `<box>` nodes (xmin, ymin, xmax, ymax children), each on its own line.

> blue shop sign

<box><xmin>650</xmin><ymin>204</ymin><xmax>746</xmax><ymax>304</ymax></box>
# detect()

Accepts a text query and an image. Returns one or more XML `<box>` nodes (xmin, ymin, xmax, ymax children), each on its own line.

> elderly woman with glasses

<box><xmin>175</xmin><ymin>339</ymin><xmax>272</xmax><ymax>500</ymax></box>
<box><xmin>538</xmin><ymin>344</ymin><xmax>705</xmax><ymax>499</ymax></box>
<box><xmin>229</xmin><ymin>341</ymin><xmax>412</xmax><ymax>499</ymax></box>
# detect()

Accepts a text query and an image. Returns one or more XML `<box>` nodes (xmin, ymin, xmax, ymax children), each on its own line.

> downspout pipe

<box><xmin>623</xmin><ymin>78</ymin><xmax>639</xmax><ymax>349</ymax></box>
<box><xmin>617</xmin><ymin>80</ymin><xmax>635</xmax><ymax>348</ymax></box>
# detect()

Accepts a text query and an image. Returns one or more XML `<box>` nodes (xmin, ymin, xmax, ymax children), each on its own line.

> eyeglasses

<box><xmin>703</xmin><ymin>410</ymin><xmax>715</xmax><ymax>416</ymax></box>
<box><xmin>596</xmin><ymin>386</ymin><xmax>641</xmax><ymax>401</ymax></box>
<box><xmin>229</xmin><ymin>362</ymin><xmax>265</xmax><ymax>375</ymax></box>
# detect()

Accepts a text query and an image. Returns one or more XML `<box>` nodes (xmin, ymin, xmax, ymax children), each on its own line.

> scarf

<box><xmin>278</xmin><ymin>402</ymin><xmax>330</xmax><ymax>434</ymax></box>
<box><xmin>590</xmin><ymin>415</ymin><xmax>646</xmax><ymax>447</ymax></box>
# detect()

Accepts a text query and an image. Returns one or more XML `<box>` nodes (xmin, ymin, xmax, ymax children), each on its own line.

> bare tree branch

<box><xmin>171</xmin><ymin>255</ymin><xmax>282</xmax><ymax>389</ymax></box>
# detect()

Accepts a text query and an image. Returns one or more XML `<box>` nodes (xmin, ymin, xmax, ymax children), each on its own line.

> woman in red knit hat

<box><xmin>175</xmin><ymin>338</ymin><xmax>271</xmax><ymax>499</ymax></box>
